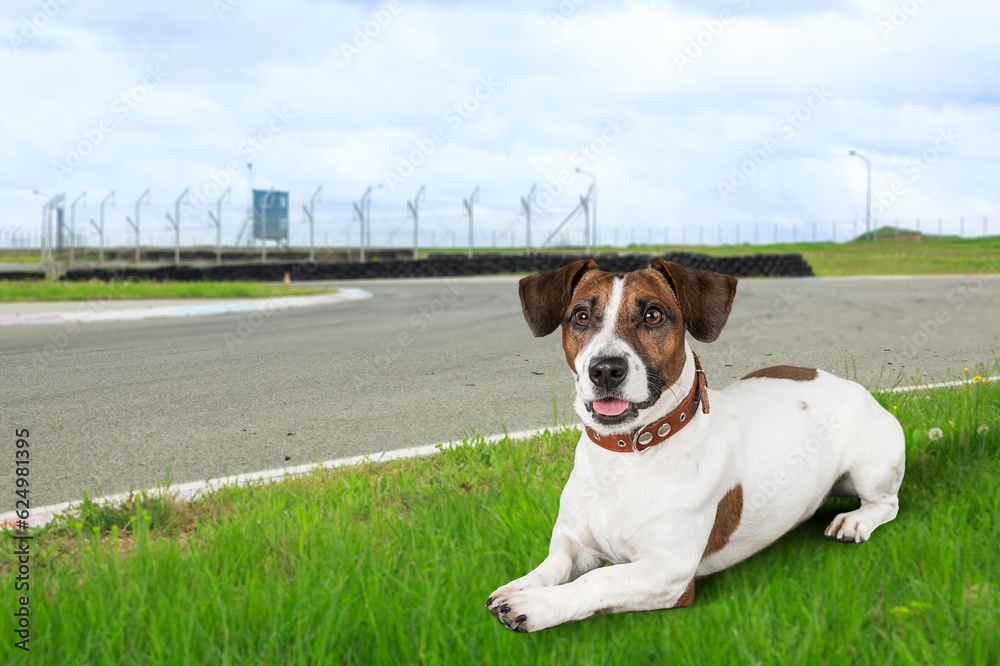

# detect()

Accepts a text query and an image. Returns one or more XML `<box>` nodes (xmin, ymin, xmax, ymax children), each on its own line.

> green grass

<box><xmin>0</xmin><ymin>252</ymin><xmax>41</xmax><ymax>264</ymax></box>
<box><xmin>0</xmin><ymin>279</ymin><xmax>337</xmax><ymax>302</ymax></box>
<box><xmin>426</xmin><ymin>234</ymin><xmax>1000</xmax><ymax>277</ymax></box>
<box><xmin>2</xmin><ymin>368</ymin><xmax>998</xmax><ymax>665</ymax></box>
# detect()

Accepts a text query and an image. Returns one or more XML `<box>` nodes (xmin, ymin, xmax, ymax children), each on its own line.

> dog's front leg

<box><xmin>488</xmin><ymin>559</ymin><xmax>695</xmax><ymax>633</ymax></box>
<box><xmin>486</xmin><ymin>532</ymin><xmax>603</xmax><ymax>620</ymax></box>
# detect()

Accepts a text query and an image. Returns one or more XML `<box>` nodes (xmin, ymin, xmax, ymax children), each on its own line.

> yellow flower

<box><xmin>972</xmin><ymin>375</ymin><xmax>982</xmax><ymax>382</ymax></box>
<box><xmin>892</xmin><ymin>405</ymin><xmax>899</xmax><ymax>411</ymax></box>
<box><xmin>963</xmin><ymin>366</ymin><xmax>970</xmax><ymax>373</ymax></box>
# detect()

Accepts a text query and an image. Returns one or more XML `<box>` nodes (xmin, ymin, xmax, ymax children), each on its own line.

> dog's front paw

<box><xmin>485</xmin><ymin>587</ymin><xmax>560</xmax><ymax>633</ymax></box>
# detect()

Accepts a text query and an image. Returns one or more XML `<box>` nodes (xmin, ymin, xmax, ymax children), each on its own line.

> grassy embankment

<box><xmin>0</xmin><ymin>280</ymin><xmax>337</xmax><ymax>302</ymax></box>
<box><xmin>2</xmin><ymin>366</ymin><xmax>997</xmax><ymax>664</ymax></box>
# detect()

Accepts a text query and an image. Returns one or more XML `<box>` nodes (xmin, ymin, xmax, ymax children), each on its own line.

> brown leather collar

<box><xmin>585</xmin><ymin>353</ymin><xmax>710</xmax><ymax>453</ymax></box>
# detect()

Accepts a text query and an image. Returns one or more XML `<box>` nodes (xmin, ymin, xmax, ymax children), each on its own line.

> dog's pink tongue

<box><xmin>593</xmin><ymin>399</ymin><xmax>629</xmax><ymax>417</ymax></box>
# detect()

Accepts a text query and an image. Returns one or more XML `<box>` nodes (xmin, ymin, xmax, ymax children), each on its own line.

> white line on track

<box><xmin>3</xmin><ymin>375</ymin><xmax>995</xmax><ymax>529</ymax></box>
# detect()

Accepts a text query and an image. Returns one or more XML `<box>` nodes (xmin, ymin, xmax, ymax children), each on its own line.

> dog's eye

<box><xmin>572</xmin><ymin>309</ymin><xmax>590</xmax><ymax>327</ymax></box>
<box><xmin>644</xmin><ymin>308</ymin><xmax>664</xmax><ymax>327</ymax></box>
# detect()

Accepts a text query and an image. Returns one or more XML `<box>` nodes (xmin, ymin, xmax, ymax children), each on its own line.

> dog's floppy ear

<box><xmin>650</xmin><ymin>259</ymin><xmax>737</xmax><ymax>343</ymax></box>
<box><xmin>519</xmin><ymin>258</ymin><xmax>598</xmax><ymax>337</ymax></box>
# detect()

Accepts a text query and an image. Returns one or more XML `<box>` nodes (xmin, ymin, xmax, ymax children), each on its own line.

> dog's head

<box><xmin>519</xmin><ymin>259</ymin><xmax>736</xmax><ymax>435</ymax></box>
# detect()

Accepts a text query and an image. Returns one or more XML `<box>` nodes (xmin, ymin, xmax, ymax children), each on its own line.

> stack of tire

<box><xmin>56</xmin><ymin>251</ymin><xmax>813</xmax><ymax>283</ymax></box>
<box><xmin>0</xmin><ymin>270</ymin><xmax>45</xmax><ymax>281</ymax></box>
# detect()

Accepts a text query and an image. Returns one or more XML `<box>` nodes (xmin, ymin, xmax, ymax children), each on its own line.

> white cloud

<box><xmin>1</xmin><ymin>0</ymin><xmax>997</xmax><ymax>250</ymax></box>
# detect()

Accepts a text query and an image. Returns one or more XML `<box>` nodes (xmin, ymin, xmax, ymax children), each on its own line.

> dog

<box><xmin>486</xmin><ymin>259</ymin><xmax>905</xmax><ymax>632</ymax></box>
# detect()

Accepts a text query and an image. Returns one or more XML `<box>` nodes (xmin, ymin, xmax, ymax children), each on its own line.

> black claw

<box><xmin>498</xmin><ymin>603</ymin><xmax>510</xmax><ymax>614</ymax></box>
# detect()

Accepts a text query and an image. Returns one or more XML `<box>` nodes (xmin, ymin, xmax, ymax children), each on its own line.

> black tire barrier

<box><xmin>0</xmin><ymin>271</ymin><xmax>46</xmax><ymax>281</ymax></box>
<box><xmin>56</xmin><ymin>252</ymin><xmax>813</xmax><ymax>283</ymax></box>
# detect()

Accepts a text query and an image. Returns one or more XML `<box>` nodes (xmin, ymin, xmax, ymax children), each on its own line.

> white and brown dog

<box><xmin>486</xmin><ymin>259</ymin><xmax>905</xmax><ymax>632</ymax></box>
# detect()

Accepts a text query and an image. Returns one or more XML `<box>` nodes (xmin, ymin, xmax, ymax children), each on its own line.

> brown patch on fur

<box><xmin>742</xmin><ymin>366</ymin><xmax>818</xmax><ymax>382</ymax></box>
<box><xmin>703</xmin><ymin>484</ymin><xmax>743</xmax><ymax>558</ymax></box>
<box><xmin>675</xmin><ymin>579</ymin><xmax>696</xmax><ymax>608</ymax></box>
<box><xmin>559</xmin><ymin>270</ymin><xmax>617</xmax><ymax>370</ymax></box>
<box><xmin>618</xmin><ymin>269</ymin><xmax>688</xmax><ymax>388</ymax></box>
<box><xmin>518</xmin><ymin>258</ymin><xmax>597</xmax><ymax>338</ymax></box>
<box><xmin>649</xmin><ymin>260</ymin><xmax>737</xmax><ymax>343</ymax></box>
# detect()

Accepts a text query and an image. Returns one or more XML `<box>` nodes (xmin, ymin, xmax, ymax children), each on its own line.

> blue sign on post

<box><xmin>252</xmin><ymin>189</ymin><xmax>289</xmax><ymax>241</ymax></box>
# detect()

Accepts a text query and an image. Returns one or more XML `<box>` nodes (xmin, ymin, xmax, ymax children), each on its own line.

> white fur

<box><xmin>488</xmin><ymin>293</ymin><xmax>905</xmax><ymax>633</ymax></box>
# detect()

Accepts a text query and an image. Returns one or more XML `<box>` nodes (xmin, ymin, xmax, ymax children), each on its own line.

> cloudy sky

<box><xmin>1</xmin><ymin>0</ymin><xmax>998</xmax><ymax>250</ymax></box>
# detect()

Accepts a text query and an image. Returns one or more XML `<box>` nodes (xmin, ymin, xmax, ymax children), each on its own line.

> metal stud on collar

<box><xmin>657</xmin><ymin>423</ymin><xmax>671</xmax><ymax>437</ymax></box>
<box><xmin>617</xmin><ymin>440</ymin><xmax>627</xmax><ymax>448</ymax></box>
<box><xmin>638</xmin><ymin>432</ymin><xmax>653</xmax><ymax>446</ymax></box>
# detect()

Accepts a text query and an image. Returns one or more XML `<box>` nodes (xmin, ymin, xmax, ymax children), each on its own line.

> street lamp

<box><xmin>463</xmin><ymin>185</ymin><xmax>479</xmax><ymax>259</ymax></box>
<box><xmin>33</xmin><ymin>190</ymin><xmax>50</xmax><ymax>261</ymax></box>
<box><xmin>849</xmin><ymin>151</ymin><xmax>872</xmax><ymax>241</ymax></box>
<box><xmin>575</xmin><ymin>168</ymin><xmax>597</xmax><ymax>247</ymax></box>
<box><xmin>408</xmin><ymin>184</ymin><xmax>425</xmax><ymax>260</ymax></box>
<box><xmin>69</xmin><ymin>191</ymin><xmax>87</xmax><ymax>265</ymax></box>
<box><xmin>354</xmin><ymin>184</ymin><xmax>383</xmax><ymax>262</ymax></box>
<box><xmin>520</xmin><ymin>183</ymin><xmax>536</xmax><ymax>256</ymax></box>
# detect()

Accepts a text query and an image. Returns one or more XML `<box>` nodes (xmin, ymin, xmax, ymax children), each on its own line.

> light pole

<box><xmin>246</xmin><ymin>162</ymin><xmax>254</xmax><ymax>248</ymax></box>
<box><xmin>32</xmin><ymin>190</ymin><xmax>50</xmax><ymax>261</ymax></box>
<box><xmin>408</xmin><ymin>184</ymin><xmax>425</xmax><ymax>260</ymax></box>
<box><xmin>354</xmin><ymin>184</ymin><xmax>382</xmax><ymax>262</ymax></box>
<box><xmin>520</xmin><ymin>183</ymin><xmax>536</xmax><ymax>256</ymax></box>
<box><xmin>366</xmin><ymin>184</ymin><xmax>382</xmax><ymax>251</ymax></box>
<box><xmin>464</xmin><ymin>185</ymin><xmax>479</xmax><ymax>259</ymax></box>
<box><xmin>167</xmin><ymin>188</ymin><xmax>189</xmax><ymax>264</ymax></box>
<box><xmin>579</xmin><ymin>183</ymin><xmax>594</xmax><ymax>255</ymax></box>
<box><xmin>97</xmin><ymin>191</ymin><xmax>115</xmax><ymax>266</ymax></box>
<box><xmin>303</xmin><ymin>185</ymin><xmax>322</xmax><ymax>263</ymax></box>
<box><xmin>849</xmin><ymin>151</ymin><xmax>872</xmax><ymax>241</ymax></box>
<box><xmin>125</xmin><ymin>188</ymin><xmax>150</xmax><ymax>264</ymax></box>
<box><xmin>69</xmin><ymin>192</ymin><xmax>86</xmax><ymax>265</ymax></box>
<box><xmin>208</xmin><ymin>188</ymin><xmax>231</xmax><ymax>264</ymax></box>
<box><xmin>575</xmin><ymin>168</ymin><xmax>597</xmax><ymax>247</ymax></box>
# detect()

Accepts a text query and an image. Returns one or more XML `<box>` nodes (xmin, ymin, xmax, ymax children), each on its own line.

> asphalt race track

<box><xmin>2</xmin><ymin>274</ymin><xmax>998</xmax><ymax>511</ymax></box>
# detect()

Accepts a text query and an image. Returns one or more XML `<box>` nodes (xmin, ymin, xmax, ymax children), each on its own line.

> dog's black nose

<box><xmin>589</xmin><ymin>357</ymin><xmax>628</xmax><ymax>391</ymax></box>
